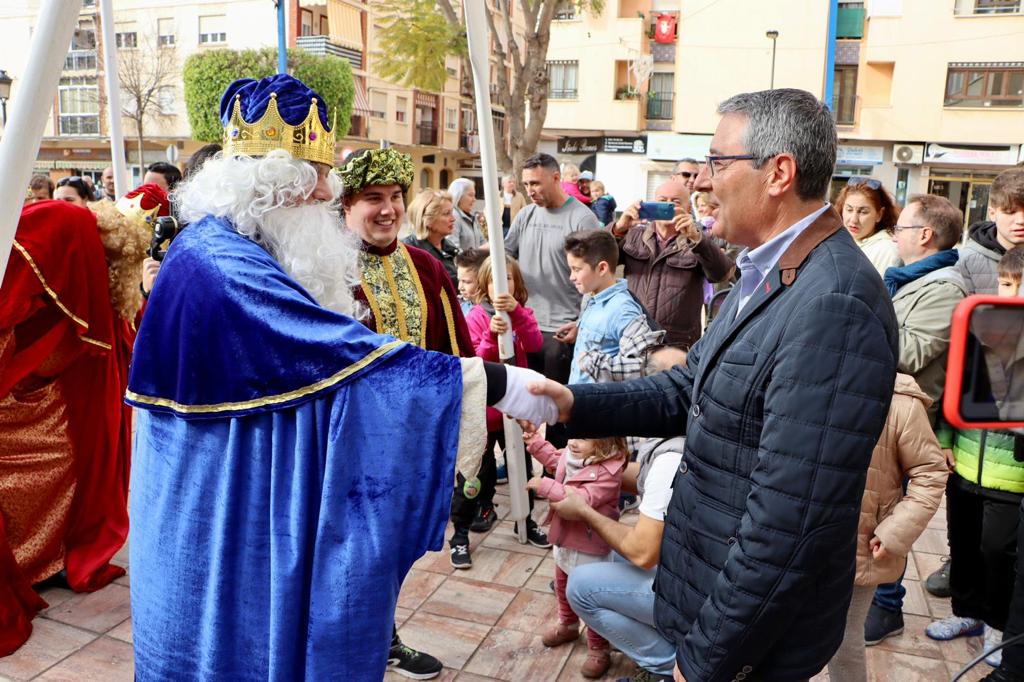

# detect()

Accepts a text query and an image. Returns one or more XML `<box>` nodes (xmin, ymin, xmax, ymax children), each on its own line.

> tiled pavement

<box><xmin>0</xmin><ymin>489</ymin><xmax>992</xmax><ymax>681</ymax></box>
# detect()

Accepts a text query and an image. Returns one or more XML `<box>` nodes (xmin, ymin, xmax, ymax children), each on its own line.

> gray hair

<box><xmin>717</xmin><ymin>88</ymin><xmax>836</xmax><ymax>201</ymax></box>
<box><xmin>448</xmin><ymin>177</ymin><xmax>475</xmax><ymax>210</ymax></box>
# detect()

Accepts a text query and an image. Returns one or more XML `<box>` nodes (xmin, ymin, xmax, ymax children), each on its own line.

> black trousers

<box><xmin>995</xmin><ymin>500</ymin><xmax>1024</xmax><ymax>675</ymax></box>
<box><xmin>527</xmin><ymin>331</ymin><xmax>574</xmax><ymax>449</ymax></box>
<box><xmin>948</xmin><ymin>474</ymin><xmax>1022</xmax><ymax>631</ymax></box>
<box><xmin>450</xmin><ymin>430</ymin><xmax>537</xmax><ymax>538</ymax></box>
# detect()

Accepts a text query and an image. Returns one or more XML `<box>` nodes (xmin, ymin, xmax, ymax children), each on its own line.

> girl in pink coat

<box><xmin>525</xmin><ymin>432</ymin><xmax>627</xmax><ymax>676</ymax></box>
<box><xmin>449</xmin><ymin>256</ymin><xmax>547</xmax><ymax>569</ymax></box>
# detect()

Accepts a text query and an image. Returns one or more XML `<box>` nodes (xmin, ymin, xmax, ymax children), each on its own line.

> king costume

<box><xmin>124</xmin><ymin>75</ymin><xmax>489</xmax><ymax>680</ymax></box>
<box><xmin>0</xmin><ymin>186</ymin><xmax>161</xmax><ymax>655</ymax></box>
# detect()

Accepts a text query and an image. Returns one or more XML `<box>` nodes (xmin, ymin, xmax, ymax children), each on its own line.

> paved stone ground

<box><xmin>0</xmin><ymin>486</ymin><xmax>992</xmax><ymax>681</ymax></box>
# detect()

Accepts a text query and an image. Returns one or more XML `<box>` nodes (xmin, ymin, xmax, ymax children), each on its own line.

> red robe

<box><xmin>355</xmin><ymin>240</ymin><xmax>473</xmax><ymax>357</ymax></box>
<box><xmin>0</xmin><ymin>201</ymin><xmax>130</xmax><ymax>655</ymax></box>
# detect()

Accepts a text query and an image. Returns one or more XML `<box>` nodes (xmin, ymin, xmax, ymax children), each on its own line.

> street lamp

<box><xmin>766</xmin><ymin>30</ymin><xmax>779</xmax><ymax>90</ymax></box>
<box><xmin>0</xmin><ymin>70</ymin><xmax>12</xmax><ymax>127</ymax></box>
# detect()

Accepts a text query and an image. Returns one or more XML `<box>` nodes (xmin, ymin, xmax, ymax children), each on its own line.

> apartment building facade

<box><xmin>0</xmin><ymin>0</ymin><xmax>515</xmax><ymax>196</ymax></box>
<box><xmin>544</xmin><ymin>0</ymin><xmax>1024</xmax><ymax>225</ymax></box>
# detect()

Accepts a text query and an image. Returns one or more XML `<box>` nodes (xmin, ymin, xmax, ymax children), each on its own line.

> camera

<box><xmin>148</xmin><ymin>215</ymin><xmax>180</xmax><ymax>261</ymax></box>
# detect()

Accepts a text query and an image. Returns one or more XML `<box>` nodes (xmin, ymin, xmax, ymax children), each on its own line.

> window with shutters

<box><xmin>199</xmin><ymin>15</ymin><xmax>227</xmax><ymax>45</ymax></box>
<box><xmin>158</xmin><ymin>18</ymin><xmax>175</xmax><ymax>46</ymax></box>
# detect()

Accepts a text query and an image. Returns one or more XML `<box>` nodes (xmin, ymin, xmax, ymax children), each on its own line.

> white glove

<box><xmin>494</xmin><ymin>366</ymin><xmax>559</xmax><ymax>426</ymax></box>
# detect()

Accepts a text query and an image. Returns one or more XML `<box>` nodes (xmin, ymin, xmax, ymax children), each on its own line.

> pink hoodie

<box><xmin>465</xmin><ymin>302</ymin><xmax>543</xmax><ymax>431</ymax></box>
<box><xmin>529</xmin><ymin>438</ymin><xmax>625</xmax><ymax>555</ymax></box>
<box><xmin>562</xmin><ymin>180</ymin><xmax>592</xmax><ymax>205</ymax></box>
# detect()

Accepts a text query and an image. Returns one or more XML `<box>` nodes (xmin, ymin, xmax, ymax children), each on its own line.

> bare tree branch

<box><xmin>117</xmin><ymin>36</ymin><xmax>178</xmax><ymax>176</ymax></box>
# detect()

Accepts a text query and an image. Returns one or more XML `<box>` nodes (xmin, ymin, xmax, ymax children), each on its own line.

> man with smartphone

<box><xmin>611</xmin><ymin>180</ymin><xmax>734</xmax><ymax>349</ymax></box>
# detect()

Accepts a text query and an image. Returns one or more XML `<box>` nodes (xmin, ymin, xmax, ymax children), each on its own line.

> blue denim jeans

<box><xmin>873</xmin><ymin>578</ymin><xmax>906</xmax><ymax>613</ymax></box>
<box><xmin>566</xmin><ymin>554</ymin><xmax>676</xmax><ymax>676</ymax></box>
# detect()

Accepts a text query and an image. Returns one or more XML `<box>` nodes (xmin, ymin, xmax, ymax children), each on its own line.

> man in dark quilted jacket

<box><xmin>528</xmin><ymin>88</ymin><xmax>899</xmax><ymax>682</ymax></box>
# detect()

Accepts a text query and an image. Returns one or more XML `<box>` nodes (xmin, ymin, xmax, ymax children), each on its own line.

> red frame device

<box><xmin>944</xmin><ymin>294</ymin><xmax>1024</xmax><ymax>430</ymax></box>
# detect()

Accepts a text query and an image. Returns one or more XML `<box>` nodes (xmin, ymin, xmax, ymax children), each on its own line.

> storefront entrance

<box><xmin>927</xmin><ymin>171</ymin><xmax>997</xmax><ymax>228</ymax></box>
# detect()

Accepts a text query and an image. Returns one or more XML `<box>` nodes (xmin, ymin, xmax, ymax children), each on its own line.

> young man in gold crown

<box><xmin>123</xmin><ymin>74</ymin><xmax>557</xmax><ymax>681</ymax></box>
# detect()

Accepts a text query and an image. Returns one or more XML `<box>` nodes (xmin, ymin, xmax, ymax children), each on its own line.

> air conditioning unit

<box><xmin>892</xmin><ymin>143</ymin><xmax>924</xmax><ymax>165</ymax></box>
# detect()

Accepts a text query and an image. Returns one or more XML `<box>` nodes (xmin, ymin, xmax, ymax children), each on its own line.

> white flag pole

<box><xmin>463</xmin><ymin>1</ymin><xmax>530</xmax><ymax>543</ymax></box>
<box><xmin>99</xmin><ymin>0</ymin><xmax>128</xmax><ymax>198</ymax></box>
<box><xmin>0</xmin><ymin>0</ymin><xmax>83</xmax><ymax>283</ymax></box>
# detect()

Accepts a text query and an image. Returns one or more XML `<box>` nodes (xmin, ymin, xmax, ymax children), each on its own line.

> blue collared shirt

<box><xmin>569</xmin><ymin>279</ymin><xmax>644</xmax><ymax>384</ymax></box>
<box><xmin>735</xmin><ymin>203</ymin><xmax>831</xmax><ymax>316</ymax></box>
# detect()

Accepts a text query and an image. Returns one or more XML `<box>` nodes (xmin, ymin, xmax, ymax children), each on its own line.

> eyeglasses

<box><xmin>893</xmin><ymin>224</ymin><xmax>928</xmax><ymax>234</ymax></box>
<box><xmin>847</xmin><ymin>176</ymin><xmax>881</xmax><ymax>190</ymax></box>
<box><xmin>704</xmin><ymin>154</ymin><xmax>759</xmax><ymax>177</ymax></box>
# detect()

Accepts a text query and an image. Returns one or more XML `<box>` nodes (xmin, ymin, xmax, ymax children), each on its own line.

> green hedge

<box><xmin>183</xmin><ymin>48</ymin><xmax>354</xmax><ymax>143</ymax></box>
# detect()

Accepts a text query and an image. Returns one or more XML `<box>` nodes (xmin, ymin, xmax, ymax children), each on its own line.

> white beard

<box><xmin>254</xmin><ymin>203</ymin><xmax>364</xmax><ymax>319</ymax></box>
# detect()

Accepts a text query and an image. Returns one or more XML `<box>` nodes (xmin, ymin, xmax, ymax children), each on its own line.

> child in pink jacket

<box><xmin>526</xmin><ymin>431</ymin><xmax>627</xmax><ymax>676</ymax></box>
<box><xmin>449</xmin><ymin>256</ymin><xmax>546</xmax><ymax>569</ymax></box>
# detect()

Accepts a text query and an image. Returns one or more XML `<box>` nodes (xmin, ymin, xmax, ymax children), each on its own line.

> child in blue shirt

<box><xmin>564</xmin><ymin>229</ymin><xmax>646</xmax><ymax>385</ymax></box>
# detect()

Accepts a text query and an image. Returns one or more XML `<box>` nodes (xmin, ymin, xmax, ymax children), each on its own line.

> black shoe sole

<box><xmin>528</xmin><ymin>538</ymin><xmax>552</xmax><ymax>549</ymax></box>
<box><xmin>386</xmin><ymin>661</ymin><xmax>442</xmax><ymax>680</ymax></box>
<box><xmin>865</xmin><ymin>626</ymin><xmax>903</xmax><ymax>646</ymax></box>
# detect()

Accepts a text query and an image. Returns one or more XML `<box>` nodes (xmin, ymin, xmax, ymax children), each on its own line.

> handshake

<box><xmin>492</xmin><ymin>366</ymin><xmax>574</xmax><ymax>429</ymax></box>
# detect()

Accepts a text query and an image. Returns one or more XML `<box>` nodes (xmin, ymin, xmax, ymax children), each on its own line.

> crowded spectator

<box><xmin>561</xmin><ymin>163</ymin><xmax>592</xmax><ymax>205</ymax></box>
<box><xmin>184</xmin><ymin>143</ymin><xmax>223</xmax><ymax>180</ymax></box>
<box><xmin>929</xmin><ymin>167</ymin><xmax>1024</xmax><ymax>600</ymax></box>
<box><xmin>556</xmin><ymin>418</ymin><xmax>687</xmax><ymax>680</ymax></box>
<box><xmin>526</xmin><ymin>429</ymin><xmax>627</xmax><ymax>679</ymax></box>
<box><xmin>453</xmin><ymin>255</ymin><xmax>546</xmax><ymax>567</ymax></box>
<box><xmin>506</xmin><ymin>152</ymin><xmax>601</xmax><ymax>446</ymax></box>
<box><xmin>100</xmin><ymin>166</ymin><xmax>116</xmax><ymax>200</ymax></box>
<box><xmin>527</xmin><ymin>88</ymin><xmax>899</xmax><ymax>682</ymax></box>
<box><xmin>977</xmin><ymin>246</ymin><xmax>1024</xmax><ymax>681</ymax></box>
<box><xmin>28</xmin><ymin>173</ymin><xmax>53</xmax><ymax>202</ymax></box>
<box><xmin>53</xmin><ymin>176</ymin><xmax>91</xmax><ymax>207</ymax></box>
<box><xmin>958</xmin><ymin>167</ymin><xmax>1024</xmax><ymax>296</ymax></box>
<box><xmin>611</xmin><ymin>180</ymin><xmax>733</xmax><ymax>349</ymax></box>
<box><xmin>925</xmin><ymin>244</ymin><xmax>1024</xmax><ymax>667</ymax></box>
<box><xmin>563</xmin><ymin>229</ymin><xmax>645</xmax><ymax>385</ymax></box>
<box><xmin>671</xmin><ymin>157</ymin><xmax>700</xmax><ymax>194</ymax></box>
<box><xmin>447</xmin><ymin>178</ymin><xmax>487</xmax><ymax>251</ymax></box>
<box><xmin>403</xmin><ymin>189</ymin><xmax>459</xmax><ymax>289</ymax></box>
<box><xmin>590</xmin><ymin>180</ymin><xmax>617</xmax><ymax>226</ymax></box>
<box><xmin>455</xmin><ymin>247</ymin><xmax>488</xmax><ymax>316</ymax></box>
<box><xmin>834</xmin><ymin>176</ymin><xmax>902</xmax><ymax>276</ymax></box>
<box><xmin>144</xmin><ymin>161</ymin><xmax>183</xmax><ymax>193</ymax></box>
<box><xmin>501</xmin><ymin>174</ymin><xmax>527</xmax><ymax>233</ymax></box>
<box><xmin>867</xmin><ymin>194</ymin><xmax>967</xmax><ymax>645</ymax></box>
<box><xmin>80</xmin><ymin>175</ymin><xmax>101</xmax><ymax>201</ymax></box>
<box><xmin>827</xmin><ymin>373</ymin><xmax>947</xmax><ymax>681</ymax></box>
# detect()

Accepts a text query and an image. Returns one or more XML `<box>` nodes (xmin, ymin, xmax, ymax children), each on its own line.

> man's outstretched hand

<box><xmin>527</xmin><ymin>378</ymin><xmax>574</xmax><ymax>423</ymax></box>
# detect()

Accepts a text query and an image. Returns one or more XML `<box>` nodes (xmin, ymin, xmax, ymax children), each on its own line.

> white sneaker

<box><xmin>984</xmin><ymin>625</ymin><xmax>1003</xmax><ymax>667</ymax></box>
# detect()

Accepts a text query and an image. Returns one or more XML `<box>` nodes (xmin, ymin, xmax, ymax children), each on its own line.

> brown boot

<box><xmin>580</xmin><ymin>648</ymin><xmax>612</xmax><ymax>678</ymax></box>
<box><xmin>542</xmin><ymin>621</ymin><xmax>579</xmax><ymax>647</ymax></box>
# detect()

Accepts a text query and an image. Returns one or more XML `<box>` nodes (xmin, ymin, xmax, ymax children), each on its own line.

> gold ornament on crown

<box><xmin>222</xmin><ymin>92</ymin><xmax>336</xmax><ymax>165</ymax></box>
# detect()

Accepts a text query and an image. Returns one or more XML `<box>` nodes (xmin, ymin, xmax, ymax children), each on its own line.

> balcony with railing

<box><xmin>646</xmin><ymin>94</ymin><xmax>674</xmax><ymax>120</ymax></box>
<box><xmin>295</xmin><ymin>35</ymin><xmax>363</xmax><ymax>70</ymax></box>
<box><xmin>417</xmin><ymin>123</ymin><xmax>438</xmax><ymax>146</ymax></box>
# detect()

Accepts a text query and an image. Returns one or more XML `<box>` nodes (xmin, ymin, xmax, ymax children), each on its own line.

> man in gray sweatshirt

<box><xmin>505</xmin><ymin>152</ymin><xmax>600</xmax><ymax>446</ymax></box>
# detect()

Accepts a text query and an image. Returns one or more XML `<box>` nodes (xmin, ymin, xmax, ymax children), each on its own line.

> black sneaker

<box><xmin>925</xmin><ymin>557</ymin><xmax>951</xmax><ymax>598</ymax></box>
<box><xmin>864</xmin><ymin>604</ymin><xmax>904</xmax><ymax>646</ymax></box>
<box><xmin>514</xmin><ymin>521</ymin><xmax>551</xmax><ymax>549</ymax></box>
<box><xmin>469</xmin><ymin>505</ymin><xmax>498</xmax><ymax>533</ymax></box>
<box><xmin>387</xmin><ymin>635</ymin><xmax>443</xmax><ymax>680</ymax></box>
<box><xmin>449</xmin><ymin>535</ymin><xmax>472</xmax><ymax>569</ymax></box>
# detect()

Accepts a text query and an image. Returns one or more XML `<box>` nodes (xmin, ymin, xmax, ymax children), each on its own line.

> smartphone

<box><xmin>638</xmin><ymin>201</ymin><xmax>676</xmax><ymax>221</ymax></box>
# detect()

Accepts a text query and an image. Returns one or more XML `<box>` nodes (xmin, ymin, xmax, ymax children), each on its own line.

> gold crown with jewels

<box><xmin>222</xmin><ymin>92</ymin><xmax>336</xmax><ymax>165</ymax></box>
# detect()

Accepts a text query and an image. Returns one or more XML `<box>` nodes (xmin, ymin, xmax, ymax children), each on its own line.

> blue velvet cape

<box><xmin>126</xmin><ymin>217</ymin><xmax>463</xmax><ymax>680</ymax></box>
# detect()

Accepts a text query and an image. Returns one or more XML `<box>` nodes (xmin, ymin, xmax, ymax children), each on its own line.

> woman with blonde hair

<box><xmin>402</xmin><ymin>189</ymin><xmax>459</xmax><ymax>288</ymax></box>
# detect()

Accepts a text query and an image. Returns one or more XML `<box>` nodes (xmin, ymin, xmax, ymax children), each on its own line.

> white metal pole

<box><xmin>464</xmin><ymin>1</ymin><xmax>530</xmax><ymax>544</ymax></box>
<box><xmin>0</xmin><ymin>0</ymin><xmax>84</xmax><ymax>283</ymax></box>
<box><xmin>99</xmin><ymin>0</ymin><xmax>128</xmax><ymax>197</ymax></box>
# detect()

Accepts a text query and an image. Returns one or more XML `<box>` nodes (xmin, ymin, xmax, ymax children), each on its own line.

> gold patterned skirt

<box><xmin>0</xmin><ymin>381</ymin><xmax>75</xmax><ymax>585</ymax></box>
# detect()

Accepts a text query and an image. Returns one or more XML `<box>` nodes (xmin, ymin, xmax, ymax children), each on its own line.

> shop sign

<box><xmin>924</xmin><ymin>143</ymin><xmax>1019</xmax><ymax>166</ymax></box>
<box><xmin>557</xmin><ymin>136</ymin><xmax>602</xmax><ymax>154</ymax></box>
<box><xmin>837</xmin><ymin>144</ymin><xmax>884</xmax><ymax>166</ymax></box>
<box><xmin>646</xmin><ymin>132</ymin><xmax>711</xmax><ymax>161</ymax></box>
<box><xmin>603</xmin><ymin>136</ymin><xmax>647</xmax><ymax>154</ymax></box>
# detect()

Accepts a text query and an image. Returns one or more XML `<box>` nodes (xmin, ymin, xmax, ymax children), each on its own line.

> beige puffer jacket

<box><xmin>855</xmin><ymin>374</ymin><xmax>949</xmax><ymax>586</ymax></box>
